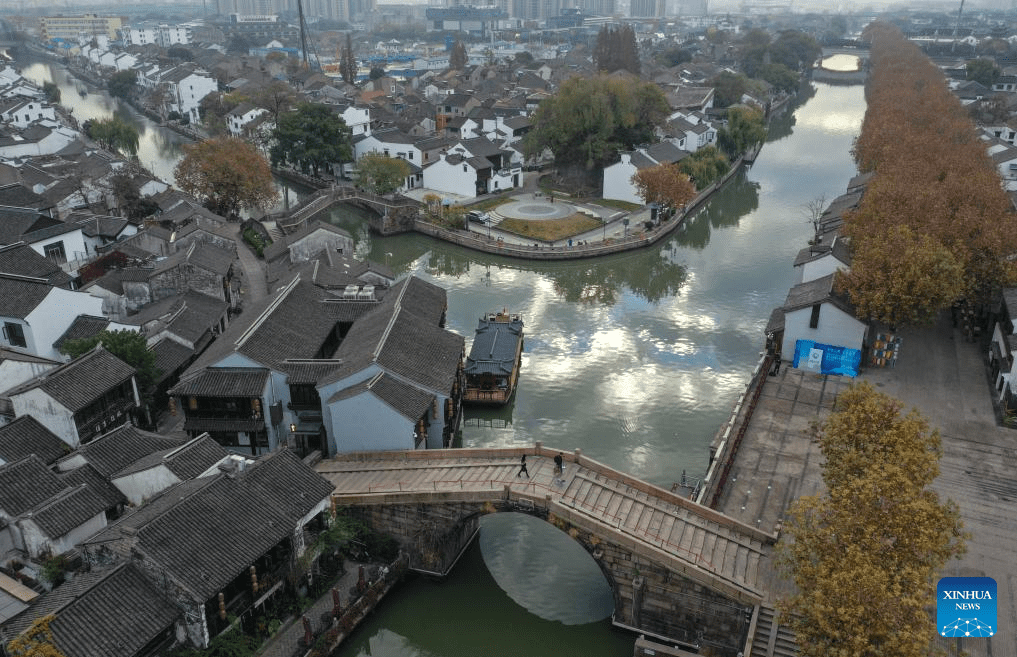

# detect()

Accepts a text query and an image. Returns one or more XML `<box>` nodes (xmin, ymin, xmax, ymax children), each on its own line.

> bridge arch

<box><xmin>319</xmin><ymin>447</ymin><xmax>771</xmax><ymax>655</ymax></box>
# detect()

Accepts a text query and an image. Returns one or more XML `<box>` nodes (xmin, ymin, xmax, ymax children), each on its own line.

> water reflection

<box><xmin>674</xmin><ymin>169</ymin><xmax>760</xmax><ymax>250</ymax></box>
<box><xmin>821</xmin><ymin>53</ymin><xmax>861</xmax><ymax>72</ymax></box>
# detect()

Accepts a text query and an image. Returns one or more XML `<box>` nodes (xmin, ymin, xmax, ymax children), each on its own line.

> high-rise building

<box><xmin>39</xmin><ymin>14</ymin><xmax>125</xmax><ymax>41</ymax></box>
<box><xmin>631</xmin><ymin>0</ymin><xmax>664</xmax><ymax>15</ymax></box>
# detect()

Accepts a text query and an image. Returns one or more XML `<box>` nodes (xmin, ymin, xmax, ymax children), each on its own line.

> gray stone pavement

<box><xmin>860</xmin><ymin>314</ymin><xmax>1015</xmax><ymax>657</ymax></box>
<box><xmin>723</xmin><ymin>313</ymin><xmax>1016</xmax><ymax>656</ymax></box>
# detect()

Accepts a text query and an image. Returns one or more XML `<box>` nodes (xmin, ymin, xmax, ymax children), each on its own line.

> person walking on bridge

<box><xmin>517</xmin><ymin>454</ymin><xmax>529</xmax><ymax>478</ymax></box>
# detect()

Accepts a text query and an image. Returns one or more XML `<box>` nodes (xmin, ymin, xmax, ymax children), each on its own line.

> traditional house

<box><xmin>0</xmin><ymin>273</ymin><xmax>106</xmax><ymax>361</ymax></box>
<box><xmin>0</xmin><ymin>455</ymin><xmax>108</xmax><ymax>560</ymax></box>
<box><xmin>263</xmin><ymin>221</ymin><xmax>354</xmax><ymax>266</ymax></box>
<box><xmin>0</xmin><ymin>416</ymin><xmax>67</xmax><ymax>465</ymax></box>
<box><xmin>0</xmin><ymin>563</ymin><xmax>180</xmax><ymax>657</ymax></box>
<box><xmin>0</xmin><ymin>346</ymin><xmax>140</xmax><ymax>448</ymax></box>
<box><xmin>0</xmin><ymin>348</ymin><xmax>60</xmax><ymax>397</ymax></box>
<box><xmin>81</xmin><ymin>449</ymin><xmax>334</xmax><ymax>650</ymax></box>
<box><xmin>602</xmin><ymin>142</ymin><xmax>690</xmax><ymax>205</ymax></box>
<box><xmin>792</xmin><ymin>234</ymin><xmax>852</xmax><ymax>285</ymax></box>
<box><xmin>778</xmin><ymin>273</ymin><xmax>867</xmax><ymax>374</ymax></box>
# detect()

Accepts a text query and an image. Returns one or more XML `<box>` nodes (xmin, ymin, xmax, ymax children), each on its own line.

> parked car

<box><xmin>467</xmin><ymin>210</ymin><xmax>491</xmax><ymax>224</ymax></box>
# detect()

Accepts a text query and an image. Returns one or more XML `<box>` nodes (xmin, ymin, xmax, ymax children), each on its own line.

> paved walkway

<box><xmin>721</xmin><ymin>313</ymin><xmax>1017</xmax><ymax>657</ymax></box>
<box><xmin>224</xmin><ymin>223</ymin><xmax>268</xmax><ymax>305</ymax></box>
<box><xmin>861</xmin><ymin>314</ymin><xmax>1016</xmax><ymax>657</ymax></box>
<box><xmin>256</xmin><ymin>560</ymin><xmax>366</xmax><ymax>657</ymax></box>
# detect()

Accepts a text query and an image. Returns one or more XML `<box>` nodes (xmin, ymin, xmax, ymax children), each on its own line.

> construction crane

<box><xmin>952</xmin><ymin>0</ymin><xmax>965</xmax><ymax>53</ymax></box>
<box><xmin>296</xmin><ymin>0</ymin><xmax>322</xmax><ymax>70</ymax></box>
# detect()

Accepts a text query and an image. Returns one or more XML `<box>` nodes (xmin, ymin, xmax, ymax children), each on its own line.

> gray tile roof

<box><xmin>57</xmin><ymin>424</ymin><xmax>185</xmax><ymax>478</ymax></box>
<box><xmin>84</xmin><ymin>449</ymin><xmax>334</xmax><ymax>601</ymax></box>
<box><xmin>151</xmin><ymin>338</ymin><xmax>193</xmax><ymax>383</ymax></box>
<box><xmin>0</xmin><ymin>416</ymin><xmax>68</xmax><ymax>465</ymax></box>
<box><xmin>0</xmin><ymin>209</ymin><xmax>70</xmax><ymax>246</ymax></box>
<box><xmin>114</xmin><ymin>434</ymin><xmax>227</xmax><ymax>480</ymax></box>
<box><xmin>52</xmin><ymin>315</ymin><xmax>110</xmax><ymax>351</ymax></box>
<box><xmin>465</xmin><ymin>315</ymin><xmax>523</xmax><ymax>376</ymax></box>
<box><xmin>3</xmin><ymin>347</ymin><xmax>135</xmax><ymax>413</ymax></box>
<box><xmin>0</xmin><ymin>455</ymin><xmax>66</xmax><ymax>516</ymax></box>
<box><xmin>325</xmin><ymin>302</ymin><xmax>463</xmax><ymax>395</ymax></box>
<box><xmin>0</xmin><ymin>243</ymin><xmax>73</xmax><ymax>288</ymax></box>
<box><xmin>1</xmin><ymin>564</ymin><xmax>179</xmax><ymax>657</ymax></box>
<box><xmin>27</xmin><ymin>484</ymin><xmax>107</xmax><ymax>538</ymax></box>
<box><xmin>279</xmin><ymin>360</ymin><xmax>343</xmax><ymax>385</ymax></box>
<box><xmin>329</xmin><ymin>372</ymin><xmax>434</xmax><ymax>421</ymax></box>
<box><xmin>58</xmin><ymin>463</ymin><xmax>126</xmax><ymax>511</ymax></box>
<box><xmin>0</xmin><ymin>273</ymin><xmax>52</xmax><ymax>319</ymax></box>
<box><xmin>782</xmin><ymin>273</ymin><xmax>856</xmax><ymax>318</ymax></box>
<box><xmin>169</xmin><ymin>367</ymin><xmax>269</xmax><ymax>397</ymax></box>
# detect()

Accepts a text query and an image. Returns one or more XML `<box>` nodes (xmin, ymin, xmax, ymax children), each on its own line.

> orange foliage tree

<box><xmin>630</xmin><ymin>163</ymin><xmax>697</xmax><ymax>213</ymax></box>
<box><xmin>173</xmin><ymin>137</ymin><xmax>276</xmax><ymax>219</ymax></box>
<box><xmin>840</xmin><ymin>23</ymin><xmax>1017</xmax><ymax>325</ymax></box>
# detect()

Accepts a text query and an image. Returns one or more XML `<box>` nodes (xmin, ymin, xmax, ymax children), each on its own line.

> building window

<box><xmin>2</xmin><ymin>322</ymin><xmax>26</xmax><ymax>348</ymax></box>
<box><xmin>44</xmin><ymin>241</ymin><xmax>66</xmax><ymax>264</ymax></box>
<box><xmin>809</xmin><ymin>304</ymin><xmax>821</xmax><ymax>329</ymax></box>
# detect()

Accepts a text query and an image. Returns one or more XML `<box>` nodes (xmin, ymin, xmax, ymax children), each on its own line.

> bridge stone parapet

<box><xmin>321</xmin><ymin>446</ymin><xmax>769</xmax><ymax>656</ymax></box>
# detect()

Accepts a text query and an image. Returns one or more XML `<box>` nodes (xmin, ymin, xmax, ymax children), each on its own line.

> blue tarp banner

<box><xmin>792</xmin><ymin>339</ymin><xmax>861</xmax><ymax>377</ymax></box>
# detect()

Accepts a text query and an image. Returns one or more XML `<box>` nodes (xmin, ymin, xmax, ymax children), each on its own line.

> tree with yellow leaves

<box><xmin>7</xmin><ymin>615</ymin><xmax>67</xmax><ymax>657</ymax></box>
<box><xmin>778</xmin><ymin>383</ymin><xmax>966</xmax><ymax>657</ymax></box>
<box><xmin>842</xmin><ymin>23</ymin><xmax>1017</xmax><ymax>325</ymax></box>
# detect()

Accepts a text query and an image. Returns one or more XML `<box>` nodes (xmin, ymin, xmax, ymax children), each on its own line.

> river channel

<box><xmin>15</xmin><ymin>57</ymin><xmax>309</xmax><ymax>211</ymax></box>
<box><xmin>327</xmin><ymin>80</ymin><xmax>865</xmax><ymax>656</ymax></box>
<box><xmin>20</xmin><ymin>55</ymin><xmax>865</xmax><ymax>654</ymax></box>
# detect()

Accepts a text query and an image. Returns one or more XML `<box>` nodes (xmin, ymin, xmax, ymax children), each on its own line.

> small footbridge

<box><xmin>271</xmin><ymin>185</ymin><xmax>419</xmax><ymax>236</ymax></box>
<box><xmin>316</xmin><ymin>445</ymin><xmax>779</xmax><ymax>655</ymax></box>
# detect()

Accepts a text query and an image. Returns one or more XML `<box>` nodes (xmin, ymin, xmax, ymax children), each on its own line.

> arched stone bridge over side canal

<box><xmin>315</xmin><ymin>445</ymin><xmax>782</xmax><ymax>655</ymax></box>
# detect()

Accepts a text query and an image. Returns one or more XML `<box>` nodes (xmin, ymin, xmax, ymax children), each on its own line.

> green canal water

<box><xmin>326</xmin><ymin>80</ymin><xmax>867</xmax><ymax>656</ymax></box>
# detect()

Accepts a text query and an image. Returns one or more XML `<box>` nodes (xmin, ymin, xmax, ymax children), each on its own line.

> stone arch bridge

<box><xmin>315</xmin><ymin>445</ymin><xmax>781</xmax><ymax>656</ymax></box>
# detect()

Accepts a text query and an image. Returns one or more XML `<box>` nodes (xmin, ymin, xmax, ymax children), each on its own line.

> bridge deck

<box><xmin>317</xmin><ymin>448</ymin><xmax>774</xmax><ymax>603</ymax></box>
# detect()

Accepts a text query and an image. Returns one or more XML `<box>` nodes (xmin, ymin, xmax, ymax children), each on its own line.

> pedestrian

<box><xmin>772</xmin><ymin>358</ymin><xmax>781</xmax><ymax>376</ymax></box>
<box><xmin>517</xmin><ymin>454</ymin><xmax>529</xmax><ymax>478</ymax></box>
<box><xmin>554</xmin><ymin>453</ymin><xmax>564</xmax><ymax>480</ymax></box>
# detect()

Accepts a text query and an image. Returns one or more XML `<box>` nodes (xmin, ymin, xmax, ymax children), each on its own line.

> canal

<box><xmin>328</xmin><ymin>80</ymin><xmax>866</xmax><ymax>656</ymax></box>
<box><xmin>21</xmin><ymin>54</ymin><xmax>865</xmax><ymax>653</ymax></box>
<box><xmin>16</xmin><ymin>56</ymin><xmax>310</xmax><ymax>211</ymax></box>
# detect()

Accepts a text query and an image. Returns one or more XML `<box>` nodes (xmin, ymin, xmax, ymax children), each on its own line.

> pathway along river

<box><xmin>23</xmin><ymin>56</ymin><xmax>865</xmax><ymax>654</ymax></box>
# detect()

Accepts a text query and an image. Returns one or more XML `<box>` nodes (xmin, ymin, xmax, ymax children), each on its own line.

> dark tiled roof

<box><xmin>3</xmin><ymin>347</ymin><xmax>135</xmax><ymax>413</ymax></box>
<box><xmin>465</xmin><ymin>315</ymin><xmax>523</xmax><ymax>376</ymax></box>
<box><xmin>52</xmin><ymin>315</ymin><xmax>110</xmax><ymax>351</ymax></box>
<box><xmin>86</xmin><ymin>449</ymin><xmax>333</xmax><ymax>601</ymax></box>
<box><xmin>0</xmin><ymin>455</ymin><xmax>66</xmax><ymax>516</ymax></box>
<box><xmin>28</xmin><ymin>484</ymin><xmax>107</xmax><ymax>538</ymax></box>
<box><xmin>182</xmin><ymin>416</ymin><xmax>266</xmax><ymax>433</ymax></box>
<box><xmin>58</xmin><ymin>463</ymin><xmax>127</xmax><ymax>511</ymax></box>
<box><xmin>782</xmin><ymin>273</ymin><xmax>857</xmax><ymax>318</ymax></box>
<box><xmin>58</xmin><ymin>424</ymin><xmax>185</xmax><ymax>478</ymax></box>
<box><xmin>169</xmin><ymin>367</ymin><xmax>269</xmax><ymax>397</ymax></box>
<box><xmin>279</xmin><ymin>360</ymin><xmax>343</xmax><ymax>385</ymax></box>
<box><xmin>0</xmin><ymin>208</ymin><xmax>67</xmax><ymax>246</ymax></box>
<box><xmin>329</xmin><ymin>372</ymin><xmax>434</xmax><ymax>421</ymax></box>
<box><xmin>0</xmin><ymin>243</ymin><xmax>73</xmax><ymax>288</ymax></box>
<box><xmin>0</xmin><ymin>416</ymin><xmax>68</xmax><ymax>465</ymax></box>
<box><xmin>1</xmin><ymin>564</ymin><xmax>179</xmax><ymax>657</ymax></box>
<box><xmin>115</xmin><ymin>434</ymin><xmax>227</xmax><ymax>480</ymax></box>
<box><xmin>0</xmin><ymin>273</ymin><xmax>52</xmax><ymax>319</ymax></box>
<box><xmin>151</xmin><ymin>339</ymin><xmax>193</xmax><ymax>383</ymax></box>
<box><xmin>765</xmin><ymin>307</ymin><xmax>785</xmax><ymax>335</ymax></box>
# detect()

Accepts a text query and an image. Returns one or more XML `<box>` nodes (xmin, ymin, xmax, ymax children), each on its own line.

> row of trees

<box><xmin>779</xmin><ymin>383</ymin><xmax>966</xmax><ymax>657</ymax></box>
<box><xmin>841</xmin><ymin>23</ymin><xmax>1017</xmax><ymax>326</ymax></box>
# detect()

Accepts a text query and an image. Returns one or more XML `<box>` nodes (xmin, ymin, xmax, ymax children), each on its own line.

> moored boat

<box><xmin>464</xmin><ymin>310</ymin><xmax>523</xmax><ymax>405</ymax></box>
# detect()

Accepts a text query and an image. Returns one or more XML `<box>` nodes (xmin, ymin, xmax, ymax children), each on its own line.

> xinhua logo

<box><xmin>938</xmin><ymin>577</ymin><xmax>997</xmax><ymax>638</ymax></box>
